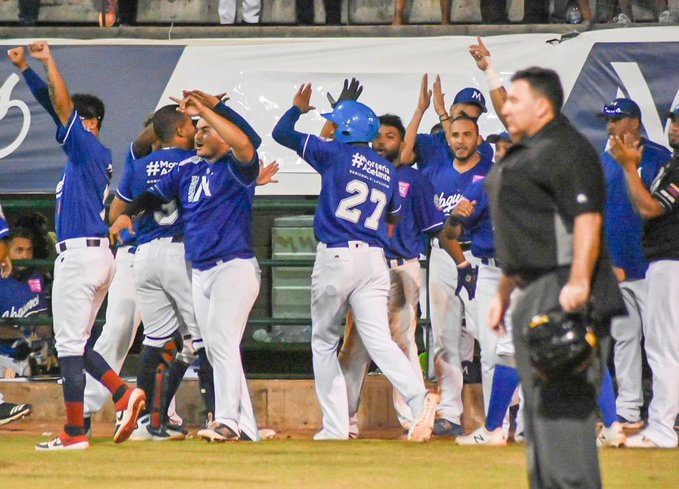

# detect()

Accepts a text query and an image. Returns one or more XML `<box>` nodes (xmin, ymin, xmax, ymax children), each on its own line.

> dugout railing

<box><xmin>0</xmin><ymin>196</ymin><xmax>434</xmax><ymax>379</ymax></box>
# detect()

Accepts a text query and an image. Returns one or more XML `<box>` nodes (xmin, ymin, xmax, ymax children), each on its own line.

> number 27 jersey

<box><xmin>301</xmin><ymin>136</ymin><xmax>401</xmax><ymax>248</ymax></box>
<box><xmin>116</xmin><ymin>147</ymin><xmax>195</xmax><ymax>245</ymax></box>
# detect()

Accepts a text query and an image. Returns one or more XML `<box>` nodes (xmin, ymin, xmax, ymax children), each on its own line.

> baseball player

<box><xmin>272</xmin><ymin>84</ymin><xmax>438</xmax><ymax>442</ymax></box>
<box><xmin>111</xmin><ymin>104</ymin><xmax>201</xmax><ymax>441</ymax></box>
<box><xmin>401</xmin><ymin>77</ymin><xmax>494</xmax><ymax>436</ymax></box>
<box><xmin>218</xmin><ymin>0</ymin><xmax>260</xmax><ymax>24</ymax></box>
<box><xmin>338</xmin><ymin>113</ymin><xmax>465</xmax><ymax>436</ymax></box>
<box><xmin>111</xmin><ymin>91</ymin><xmax>264</xmax><ymax>442</ymax></box>
<box><xmin>0</xmin><ymin>229</ymin><xmax>49</xmax><ymax>378</ymax></box>
<box><xmin>9</xmin><ymin>42</ymin><xmax>146</xmax><ymax>451</ymax></box>
<box><xmin>610</xmin><ymin>104</ymin><xmax>679</xmax><ymax>448</ymax></box>
<box><xmin>598</xmin><ymin>98</ymin><xmax>670</xmax><ymax>430</ymax></box>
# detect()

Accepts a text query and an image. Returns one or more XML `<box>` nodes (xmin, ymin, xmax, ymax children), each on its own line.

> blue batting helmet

<box><xmin>322</xmin><ymin>100</ymin><xmax>379</xmax><ymax>143</ymax></box>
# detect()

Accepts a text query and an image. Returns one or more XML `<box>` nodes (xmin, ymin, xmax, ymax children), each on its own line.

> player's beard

<box><xmin>454</xmin><ymin>147</ymin><xmax>476</xmax><ymax>162</ymax></box>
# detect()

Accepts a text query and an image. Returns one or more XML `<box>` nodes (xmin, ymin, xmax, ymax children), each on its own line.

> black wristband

<box><xmin>448</xmin><ymin>215</ymin><xmax>462</xmax><ymax>227</ymax></box>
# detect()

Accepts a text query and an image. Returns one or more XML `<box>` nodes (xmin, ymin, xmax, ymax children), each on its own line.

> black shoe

<box><xmin>0</xmin><ymin>402</ymin><xmax>32</xmax><ymax>426</ymax></box>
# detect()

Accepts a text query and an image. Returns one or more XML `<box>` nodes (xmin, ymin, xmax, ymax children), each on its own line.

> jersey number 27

<box><xmin>335</xmin><ymin>179</ymin><xmax>386</xmax><ymax>230</ymax></box>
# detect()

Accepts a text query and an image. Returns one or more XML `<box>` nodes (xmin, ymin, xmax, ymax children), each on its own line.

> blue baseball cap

<box><xmin>453</xmin><ymin>87</ymin><xmax>487</xmax><ymax>113</ymax></box>
<box><xmin>487</xmin><ymin>131</ymin><xmax>511</xmax><ymax>143</ymax></box>
<box><xmin>666</xmin><ymin>104</ymin><xmax>679</xmax><ymax>121</ymax></box>
<box><xmin>597</xmin><ymin>98</ymin><xmax>641</xmax><ymax>119</ymax></box>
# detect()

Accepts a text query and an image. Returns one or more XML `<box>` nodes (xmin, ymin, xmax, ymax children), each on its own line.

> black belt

<box><xmin>171</xmin><ymin>235</ymin><xmax>184</xmax><ymax>243</ymax></box>
<box><xmin>56</xmin><ymin>238</ymin><xmax>106</xmax><ymax>254</ymax></box>
<box><xmin>481</xmin><ymin>257</ymin><xmax>501</xmax><ymax>267</ymax></box>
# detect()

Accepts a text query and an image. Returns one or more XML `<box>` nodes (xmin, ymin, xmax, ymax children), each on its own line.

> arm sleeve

<box><xmin>150</xmin><ymin>164</ymin><xmax>182</xmax><ymax>203</ymax></box>
<box><xmin>213</xmin><ymin>102</ymin><xmax>262</xmax><ymax>150</ymax></box>
<box><xmin>414</xmin><ymin>133</ymin><xmax>440</xmax><ymax>170</ymax></box>
<box><xmin>651</xmin><ymin>163</ymin><xmax>679</xmax><ymax>212</ymax></box>
<box><xmin>116</xmin><ymin>162</ymin><xmax>135</xmax><ymax>203</ymax></box>
<box><xmin>272</xmin><ymin>106</ymin><xmax>309</xmax><ymax>153</ymax></box>
<box><xmin>122</xmin><ymin>191</ymin><xmax>165</xmax><ymax>218</ymax></box>
<box><xmin>229</xmin><ymin>151</ymin><xmax>260</xmax><ymax>187</ymax></box>
<box><xmin>21</xmin><ymin>67</ymin><xmax>60</xmax><ymax>125</ymax></box>
<box><xmin>386</xmin><ymin>183</ymin><xmax>403</xmax><ymax>224</ymax></box>
<box><xmin>0</xmin><ymin>205</ymin><xmax>9</xmax><ymax>239</ymax></box>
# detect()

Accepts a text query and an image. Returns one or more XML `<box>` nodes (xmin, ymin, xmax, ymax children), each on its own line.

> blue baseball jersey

<box><xmin>54</xmin><ymin>111</ymin><xmax>112</xmax><ymax>241</ymax></box>
<box><xmin>602</xmin><ymin>138</ymin><xmax>670</xmax><ymax>280</ymax></box>
<box><xmin>387</xmin><ymin>166</ymin><xmax>447</xmax><ymax>260</ymax></box>
<box><xmin>414</xmin><ymin>132</ymin><xmax>494</xmax><ymax>242</ymax></box>
<box><xmin>150</xmin><ymin>152</ymin><xmax>259</xmax><ymax>270</ymax></box>
<box><xmin>459</xmin><ymin>178</ymin><xmax>495</xmax><ymax>259</ymax></box>
<box><xmin>299</xmin><ymin>137</ymin><xmax>400</xmax><ymax>248</ymax></box>
<box><xmin>0</xmin><ymin>271</ymin><xmax>48</xmax><ymax>320</ymax></box>
<box><xmin>117</xmin><ymin>143</ymin><xmax>138</xmax><ymax>247</ymax></box>
<box><xmin>118</xmin><ymin>147</ymin><xmax>195</xmax><ymax>245</ymax></box>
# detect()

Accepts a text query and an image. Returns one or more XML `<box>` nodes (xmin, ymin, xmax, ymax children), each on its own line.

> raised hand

<box><xmin>432</xmin><ymin>75</ymin><xmax>447</xmax><ymax>117</ymax></box>
<box><xmin>7</xmin><ymin>47</ymin><xmax>28</xmax><ymax>70</ymax></box>
<box><xmin>183</xmin><ymin>89</ymin><xmax>228</xmax><ymax>108</ymax></box>
<box><xmin>418</xmin><ymin>74</ymin><xmax>432</xmax><ymax>113</ymax></box>
<box><xmin>469</xmin><ymin>36</ymin><xmax>491</xmax><ymax>71</ymax></box>
<box><xmin>257</xmin><ymin>159</ymin><xmax>280</xmax><ymax>186</ymax></box>
<box><xmin>28</xmin><ymin>41</ymin><xmax>52</xmax><ymax>62</ymax></box>
<box><xmin>293</xmin><ymin>83</ymin><xmax>315</xmax><ymax>114</ymax></box>
<box><xmin>327</xmin><ymin>77</ymin><xmax>363</xmax><ymax>108</ymax></box>
<box><xmin>170</xmin><ymin>93</ymin><xmax>206</xmax><ymax>118</ymax></box>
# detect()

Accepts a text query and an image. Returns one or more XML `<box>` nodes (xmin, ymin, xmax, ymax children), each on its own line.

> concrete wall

<box><xmin>0</xmin><ymin>0</ymin><xmax>671</xmax><ymax>25</ymax></box>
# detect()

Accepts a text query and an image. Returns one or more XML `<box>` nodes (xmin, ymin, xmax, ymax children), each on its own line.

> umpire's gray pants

<box><xmin>512</xmin><ymin>271</ymin><xmax>606</xmax><ymax>489</ymax></box>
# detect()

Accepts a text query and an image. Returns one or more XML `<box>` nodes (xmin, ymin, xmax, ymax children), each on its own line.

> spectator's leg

<box><xmin>18</xmin><ymin>0</ymin><xmax>41</xmax><ymax>25</ymax></box>
<box><xmin>117</xmin><ymin>0</ymin><xmax>137</xmax><ymax>25</ymax></box>
<box><xmin>440</xmin><ymin>0</ymin><xmax>452</xmax><ymax>24</ymax></box>
<box><xmin>296</xmin><ymin>0</ymin><xmax>316</xmax><ymax>24</ymax></box>
<box><xmin>618</xmin><ymin>0</ymin><xmax>633</xmax><ymax>19</ymax></box>
<box><xmin>578</xmin><ymin>0</ymin><xmax>593</xmax><ymax>20</ymax></box>
<box><xmin>480</xmin><ymin>0</ymin><xmax>509</xmax><ymax>23</ymax></box>
<box><xmin>218</xmin><ymin>0</ymin><xmax>237</xmax><ymax>24</ymax></box>
<box><xmin>324</xmin><ymin>0</ymin><xmax>342</xmax><ymax>24</ymax></box>
<box><xmin>522</xmin><ymin>0</ymin><xmax>549</xmax><ymax>22</ymax></box>
<box><xmin>241</xmin><ymin>0</ymin><xmax>262</xmax><ymax>23</ymax></box>
<box><xmin>393</xmin><ymin>0</ymin><xmax>406</xmax><ymax>25</ymax></box>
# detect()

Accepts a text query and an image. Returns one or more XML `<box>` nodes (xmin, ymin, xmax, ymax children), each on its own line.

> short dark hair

<box><xmin>378</xmin><ymin>114</ymin><xmax>406</xmax><ymax>139</ymax></box>
<box><xmin>430</xmin><ymin>122</ymin><xmax>443</xmax><ymax>135</ymax></box>
<box><xmin>511</xmin><ymin>67</ymin><xmax>563</xmax><ymax>115</ymax></box>
<box><xmin>8</xmin><ymin>227</ymin><xmax>35</xmax><ymax>246</ymax></box>
<box><xmin>72</xmin><ymin>94</ymin><xmax>105</xmax><ymax>129</ymax></box>
<box><xmin>152</xmin><ymin>105</ymin><xmax>187</xmax><ymax>143</ymax></box>
<box><xmin>450</xmin><ymin>114</ymin><xmax>480</xmax><ymax>134</ymax></box>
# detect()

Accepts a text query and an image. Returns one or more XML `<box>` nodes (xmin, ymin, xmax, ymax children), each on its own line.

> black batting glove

<box><xmin>327</xmin><ymin>77</ymin><xmax>364</xmax><ymax>108</ymax></box>
<box><xmin>455</xmin><ymin>262</ymin><xmax>478</xmax><ymax>300</ymax></box>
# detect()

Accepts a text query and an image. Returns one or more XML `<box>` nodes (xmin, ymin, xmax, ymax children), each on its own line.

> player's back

<box><xmin>305</xmin><ymin>138</ymin><xmax>400</xmax><ymax>248</ymax></box>
<box><xmin>117</xmin><ymin>147</ymin><xmax>194</xmax><ymax>245</ymax></box>
<box><xmin>55</xmin><ymin>112</ymin><xmax>112</xmax><ymax>242</ymax></box>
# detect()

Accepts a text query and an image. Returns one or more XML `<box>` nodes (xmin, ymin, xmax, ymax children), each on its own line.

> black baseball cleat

<box><xmin>0</xmin><ymin>402</ymin><xmax>32</xmax><ymax>426</ymax></box>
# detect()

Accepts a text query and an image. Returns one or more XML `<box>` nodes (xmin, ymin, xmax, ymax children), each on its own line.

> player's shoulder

<box><xmin>642</xmin><ymin>138</ymin><xmax>672</xmax><ymax>159</ymax></box>
<box><xmin>178</xmin><ymin>154</ymin><xmax>202</xmax><ymax>167</ymax></box>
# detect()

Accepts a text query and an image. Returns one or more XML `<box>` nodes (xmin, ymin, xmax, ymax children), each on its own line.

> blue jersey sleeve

<box><xmin>150</xmin><ymin>164</ymin><xmax>183</xmax><ymax>203</ymax></box>
<box><xmin>228</xmin><ymin>151</ymin><xmax>259</xmax><ymax>187</ymax></box>
<box><xmin>214</xmin><ymin>103</ymin><xmax>262</xmax><ymax>150</ymax></box>
<box><xmin>459</xmin><ymin>180</ymin><xmax>487</xmax><ymax>228</ymax></box>
<box><xmin>56</xmin><ymin>110</ymin><xmax>110</xmax><ymax>167</ymax></box>
<box><xmin>116</xmin><ymin>162</ymin><xmax>135</xmax><ymax>203</ymax></box>
<box><xmin>272</xmin><ymin>106</ymin><xmax>309</xmax><ymax>155</ymax></box>
<box><xmin>21</xmin><ymin>67</ymin><xmax>60</xmax><ymax>125</ymax></box>
<box><xmin>414</xmin><ymin>132</ymin><xmax>444</xmax><ymax>170</ymax></box>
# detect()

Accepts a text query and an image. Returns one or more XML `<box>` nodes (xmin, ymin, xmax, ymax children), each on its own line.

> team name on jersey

<box><xmin>187</xmin><ymin>174</ymin><xmax>212</xmax><ymax>203</ymax></box>
<box><xmin>146</xmin><ymin>160</ymin><xmax>179</xmax><ymax>178</ymax></box>
<box><xmin>435</xmin><ymin>192</ymin><xmax>464</xmax><ymax>214</ymax></box>
<box><xmin>350</xmin><ymin>152</ymin><xmax>392</xmax><ymax>186</ymax></box>
<box><xmin>1</xmin><ymin>296</ymin><xmax>41</xmax><ymax>318</ymax></box>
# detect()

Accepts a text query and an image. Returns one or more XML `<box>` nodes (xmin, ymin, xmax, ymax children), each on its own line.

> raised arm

<box><xmin>173</xmin><ymin>93</ymin><xmax>255</xmax><ymax>164</ymax></box>
<box><xmin>272</xmin><ymin>83</ymin><xmax>316</xmax><ymax>153</ymax></box>
<box><xmin>469</xmin><ymin>36</ymin><xmax>507</xmax><ymax>128</ymax></box>
<box><xmin>27</xmin><ymin>41</ymin><xmax>74</xmax><ymax>127</ymax></box>
<box><xmin>401</xmin><ymin>74</ymin><xmax>431</xmax><ymax>165</ymax></box>
<box><xmin>7</xmin><ymin>46</ymin><xmax>59</xmax><ymax>124</ymax></box>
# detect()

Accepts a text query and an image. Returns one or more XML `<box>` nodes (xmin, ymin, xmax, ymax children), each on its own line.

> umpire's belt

<box><xmin>387</xmin><ymin>257</ymin><xmax>419</xmax><ymax>269</ymax></box>
<box><xmin>55</xmin><ymin>237</ymin><xmax>108</xmax><ymax>254</ymax></box>
<box><xmin>431</xmin><ymin>237</ymin><xmax>472</xmax><ymax>252</ymax></box>
<box><xmin>318</xmin><ymin>241</ymin><xmax>382</xmax><ymax>250</ymax></box>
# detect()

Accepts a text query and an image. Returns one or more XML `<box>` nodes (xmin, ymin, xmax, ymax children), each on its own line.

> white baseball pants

<box><xmin>639</xmin><ymin>260</ymin><xmax>679</xmax><ymax>447</ymax></box>
<box><xmin>192</xmin><ymin>257</ymin><xmax>261</xmax><ymax>441</ymax></box>
<box><xmin>52</xmin><ymin>241</ymin><xmax>115</xmax><ymax>357</ymax></box>
<box><xmin>610</xmin><ymin>278</ymin><xmax>646</xmax><ymax>423</ymax></box>
<box><xmin>134</xmin><ymin>239</ymin><xmax>199</xmax><ymax>348</ymax></box>
<box><xmin>428</xmin><ymin>246</ymin><xmax>479</xmax><ymax>422</ymax></box>
<box><xmin>311</xmin><ymin>244</ymin><xmax>427</xmax><ymax>440</ymax></box>
<box><xmin>84</xmin><ymin>246</ymin><xmax>141</xmax><ymax>415</ymax></box>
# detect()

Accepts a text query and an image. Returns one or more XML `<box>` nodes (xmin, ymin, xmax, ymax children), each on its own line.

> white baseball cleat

<box><xmin>596</xmin><ymin>421</ymin><xmax>626</xmax><ymax>448</ymax></box>
<box><xmin>456</xmin><ymin>426</ymin><xmax>507</xmax><ymax>447</ymax></box>
<box><xmin>258</xmin><ymin>428</ymin><xmax>276</xmax><ymax>440</ymax></box>
<box><xmin>408</xmin><ymin>392</ymin><xmax>439</xmax><ymax>442</ymax></box>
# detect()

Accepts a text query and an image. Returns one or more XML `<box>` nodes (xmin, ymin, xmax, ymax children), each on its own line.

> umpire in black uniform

<box><xmin>484</xmin><ymin>67</ymin><xmax>625</xmax><ymax>489</ymax></box>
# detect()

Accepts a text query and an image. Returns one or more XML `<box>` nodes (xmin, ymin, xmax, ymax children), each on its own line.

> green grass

<box><xmin>0</xmin><ymin>436</ymin><xmax>677</xmax><ymax>489</ymax></box>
